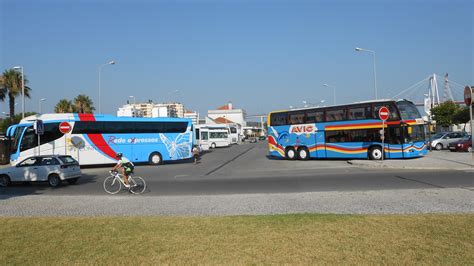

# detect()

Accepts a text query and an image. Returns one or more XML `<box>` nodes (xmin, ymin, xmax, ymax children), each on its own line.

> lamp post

<box><xmin>98</xmin><ymin>60</ymin><xmax>116</xmax><ymax>114</ymax></box>
<box><xmin>324</xmin><ymin>84</ymin><xmax>336</xmax><ymax>105</ymax></box>
<box><xmin>12</xmin><ymin>66</ymin><xmax>25</xmax><ymax>118</ymax></box>
<box><xmin>355</xmin><ymin>47</ymin><xmax>378</xmax><ymax>100</ymax></box>
<box><xmin>38</xmin><ymin>98</ymin><xmax>46</xmax><ymax>114</ymax></box>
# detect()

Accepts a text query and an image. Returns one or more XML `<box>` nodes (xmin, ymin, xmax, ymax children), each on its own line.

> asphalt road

<box><xmin>1</xmin><ymin>142</ymin><xmax>473</xmax><ymax>216</ymax></box>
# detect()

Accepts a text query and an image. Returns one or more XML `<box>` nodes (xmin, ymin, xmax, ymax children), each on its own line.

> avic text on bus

<box><xmin>267</xmin><ymin>99</ymin><xmax>427</xmax><ymax>160</ymax></box>
<box><xmin>6</xmin><ymin>113</ymin><xmax>194</xmax><ymax>165</ymax></box>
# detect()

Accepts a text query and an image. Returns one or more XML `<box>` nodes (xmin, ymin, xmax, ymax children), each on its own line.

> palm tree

<box><xmin>74</xmin><ymin>94</ymin><xmax>95</xmax><ymax>113</ymax></box>
<box><xmin>1</xmin><ymin>69</ymin><xmax>31</xmax><ymax>122</ymax></box>
<box><xmin>54</xmin><ymin>99</ymin><xmax>75</xmax><ymax>113</ymax></box>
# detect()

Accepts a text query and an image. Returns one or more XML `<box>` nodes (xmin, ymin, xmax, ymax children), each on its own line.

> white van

<box><xmin>195</xmin><ymin>125</ymin><xmax>231</xmax><ymax>149</ymax></box>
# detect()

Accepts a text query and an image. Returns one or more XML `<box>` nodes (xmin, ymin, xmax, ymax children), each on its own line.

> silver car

<box><xmin>430</xmin><ymin>132</ymin><xmax>468</xmax><ymax>150</ymax></box>
<box><xmin>0</xmin><ymin>155</ymin><xmax>81</xmax><ymax>187</ymax></box>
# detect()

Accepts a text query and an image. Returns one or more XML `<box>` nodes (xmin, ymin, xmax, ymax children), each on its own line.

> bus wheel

<box><xmin>0</xmin><ymin>175</ymin><xmax>11</xmax><ymax>187</ymax></box>
<box><xmin>368</xmin><ymin>146</ymin><xmax>383</xmax><ymax>160</ymax></box>
<box><xmin>211</xmin><ymin>143</ymin><xmax>216</xmax><ymax>149</ymax></box>
<box><xmin>297</xmin><ymin>147</ymin><xmax>309</xmax><ymax>160</ymax></box>
<box><xmin>149</xmin><ymin>152</ymin><xmax>162</xmax><ymax>165</ymax></box>
<box><xmin>285</xmin><ymin>147</ymin><xmax>296</xmax><ymax>160</ymax></box>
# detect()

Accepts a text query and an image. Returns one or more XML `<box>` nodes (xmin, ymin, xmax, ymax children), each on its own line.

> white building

<box><xmin>117</xmin><ymin>102</ymin><xmax>185</xmax><ymax>118</ymax></box>
<box><xmin>184</xmin><ymin>110</ymin><xmax>199</xmax><ymax>125</ymax></box>
<box><xmin>206</xmin><ymin>102</ymin><xmax>246</xmax><ymax>127</ymax></box>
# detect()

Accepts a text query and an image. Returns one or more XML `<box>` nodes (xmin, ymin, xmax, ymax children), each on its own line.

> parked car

<box><xmin>429</xmin><ymin>131</ymin><xmax>468</xmax><ymax>150</ymax></box>
<box><xmin>448</xmin><ymin>135</ymin><xmax>472</xmax><ymax>152</ymax></box>
<box><xmin>0</xmin><ymin>155</ymin><xmax>81</xmax><ymax>187</ymax></box>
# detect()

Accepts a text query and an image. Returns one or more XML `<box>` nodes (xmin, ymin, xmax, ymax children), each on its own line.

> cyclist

<box><xmin>111</xmin><ymin>153</ymin><xmax>134</xmax><ymax>188</ymax></box>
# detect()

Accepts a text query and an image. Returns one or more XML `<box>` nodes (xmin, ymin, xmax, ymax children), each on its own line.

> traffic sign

<box><xmin>464</xmin><ymin>86</ymin><xmax>472</xmax><ymax>106</ymax></box>
<box><xmin>378</xmin><ymin>106</ymin><xmax>390</xmax><ymax>121</ymax></box>
<box><xmin>34</xmin><ymin>120</ymin><xmax>44</xmax><ymax>135</ymax></box>
<box><xmin>59</xmin><ymin>122</ymin><xmax>72</xmax><ymax>134</ymax></box>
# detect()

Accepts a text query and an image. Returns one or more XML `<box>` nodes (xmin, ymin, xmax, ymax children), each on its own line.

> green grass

<box><xmin>0</xmin><ymin>214</ymin><xmax>473</xmax><ymax>264</ymax></box>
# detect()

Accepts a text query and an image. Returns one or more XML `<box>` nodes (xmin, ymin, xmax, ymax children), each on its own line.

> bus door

<box><xmin>386</xmin><ymin>126</ymin><xmax>403</xmax><ymax>159</ymax></box>
<box><xmin>313</xmin><ymin>131</ymin><xmax>325</xmax><ymax>158</ymax></box>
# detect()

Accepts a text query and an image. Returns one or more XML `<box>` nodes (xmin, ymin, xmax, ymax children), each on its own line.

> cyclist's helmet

<box><xmin>116</xmin><ymin>153</ymin><xmax>123</xmax><ymax>159</ymax></box>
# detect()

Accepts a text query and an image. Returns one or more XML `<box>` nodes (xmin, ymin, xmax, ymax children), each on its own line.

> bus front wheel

<box><xmin>285</xmin><ymin>147</ymin><xmax>296</xmax><ymax>160</ymax></box>
<box><xmin>368</xmin><ymin>146</ymin><xmax>383</xmax><ymax>160</ymax></box>
<box><xmin>297</xmin><ymin>147</ymin><xmax>309</xmax><ymax>160</ymax></box>
<box><xmin>149</xmin><ymin>152</ymin><xmax>163</xmax><ymax>165</ymax></box>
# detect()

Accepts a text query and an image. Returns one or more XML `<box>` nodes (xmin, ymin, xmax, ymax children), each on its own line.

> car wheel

<box><xmin>285</xmin><ymin>147</ymin><xmax>296</xmax><ymax>160</ymax></box>
<box><xmin>149</xmin><ymin>152</ymin><xmax>162</xmax><ymax>165</ymax></box>
<box><xmin>211</xmin><ymin>143</ymin><xmax>216</xmax><ymax>149</ymax></box>
<box><xmin>435</xmin><ymin>143</ymin><xmax>443</xmax><ymax>150</ymax></box>
<box><xmin>48</xmin><ymin>174</ymin><xmax>62</xmax><ymax>188</ymax></box>
<box><xmin>368</xmin><ymin>146</ymin><xmax>383</xmax><ymax>160</ymax></box>
<box><xmin>0</xmin><ymin>174</ymin><xmax>11</xmax><ymax>187</ymax></box>
<box><xmin>297</xmin><ymin>147</ymin><xmax>309</xmax><ymax>160</ymax></box>
<box><xmin>67</xmin><ymin>178</ymin><xmax>79</xmax><ymax>185</ymax></box>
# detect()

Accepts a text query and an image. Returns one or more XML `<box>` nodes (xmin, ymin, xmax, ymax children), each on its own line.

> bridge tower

<box><xmin>443</xmin><ymin>73</ymin><xmax>455</xmax><ymax>102</ymax></box>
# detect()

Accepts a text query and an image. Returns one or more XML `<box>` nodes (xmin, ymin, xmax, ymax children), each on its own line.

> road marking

<box><xmin>174</xmin><ymin>175</ymin><xmax>189</xmax><ymax>179</ymax></box>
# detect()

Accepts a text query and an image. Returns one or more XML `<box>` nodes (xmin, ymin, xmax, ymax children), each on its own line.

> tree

<box><xmin>54</xmin><ymin>99</ymin><xmax>75</xmax><ymax>113</ymax></box>
<box><xmin>431</xmin><ymin>101</ymin><xmax>460</xmax><ymax>128</ymax></box>
<box><xmin>74</xmin><ymin>94</ymin><xmax>95</xmax><ymax>114</ymax></box>
<box><xmin>0</xmin><ymin>112</ymin><xmax>37</xmax><ymax>133</ymax></box>
<box><xmin>453</xmin><ymin>106</ymin><xmax>471</xmax><ymax>131</ymax></box>
<box><xmin>0</xmin><ymin>69</ymin><xmax>32</xmax><ymax>122</ymax></box>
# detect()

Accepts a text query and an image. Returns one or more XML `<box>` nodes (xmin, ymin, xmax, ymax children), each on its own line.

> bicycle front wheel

<box><xmin>104</xmin><ymin>176</ymin><xmax>122</xmax><ymax>194</ymax></box>
<box><xmin>129</xmin><ymin>176</ymin><xmax>146</xmax><ymax>194</ymax></box>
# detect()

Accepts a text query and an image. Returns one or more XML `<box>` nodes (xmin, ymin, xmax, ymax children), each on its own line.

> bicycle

<box><xmin>104</xmin><ymin>170</ymin><xmax>146</xmax><ymax>194</ymax></box>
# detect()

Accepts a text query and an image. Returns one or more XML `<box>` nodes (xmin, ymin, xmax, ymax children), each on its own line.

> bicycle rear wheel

<box><xmin>129</xmin><ymin>176</ymin><xmax>146</xmax><ymax>194</ymax></box>
<box><xmin>104</xmin><ymin>176</ymin><xmax>122</xmax><ymax>194</ymax></box>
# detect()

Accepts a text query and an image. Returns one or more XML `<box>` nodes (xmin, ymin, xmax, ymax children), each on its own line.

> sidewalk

<box><xmin>348</xmin><ymin>151</ymin><xmax>474</xmax><ymax>170</ymax></box>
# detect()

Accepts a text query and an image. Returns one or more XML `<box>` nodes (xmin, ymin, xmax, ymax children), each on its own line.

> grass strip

<box><xmin>0</xmin><ymin>214</ymin><xmax>472</xmax><ymax>264</ymax></box>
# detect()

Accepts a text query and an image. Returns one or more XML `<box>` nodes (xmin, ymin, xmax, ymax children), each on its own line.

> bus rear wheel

<box><xmin>368</xmin><ymin>146</ymin><xmax>383</xmax><ymax>160</ymax></box>
<box><xmin>285</xmin><ymin>147</ymin><xmax>296</xmax><ymax>160</ymax></box>
<box><xmin>149</xmin><ymin>152</ymin><xmax>162</xmax><ymax>165</ymax></box>
<box><xmin>297</xmin><ymin>147</ymin><xmax>309</xmax><ymax>160</ymax></box>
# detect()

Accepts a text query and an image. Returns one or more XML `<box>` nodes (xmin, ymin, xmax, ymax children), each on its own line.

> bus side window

<box><xmin>20</xmin><ymin>127</ymin><xmax>37</xmax><ymax>152</ymax></box>
<box><xmin>270</xmin><ymin>113</ymin><xmax>288</xmax><ymax>126</ymax></box>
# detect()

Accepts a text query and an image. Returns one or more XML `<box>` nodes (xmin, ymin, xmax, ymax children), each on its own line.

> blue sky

<box><xmin>1</xmin><ymin>0</ymin><xmax>472</xmax><ymax>118</ymax></box>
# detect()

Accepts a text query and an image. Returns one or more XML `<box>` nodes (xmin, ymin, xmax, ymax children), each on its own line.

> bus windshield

<box><xmin>11</xmin><ymin>126</ymin><xmax>26</xmax><ymax>153</ymax></box>
<box><xmin>404</xmin><ymin>125</ymin><xmax>425</xmax><ymax>143</ymax></box>
<box><xmin>397</xmin><ymin>101</ymin><xmax>422</xmax><ymax>120</ymax></box>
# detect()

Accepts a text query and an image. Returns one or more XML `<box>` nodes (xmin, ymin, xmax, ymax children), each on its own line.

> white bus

<box><xmin>6</xmin><ymin>113</ymin><xmax>194</xmax><ymax>166</ymax></box>
<box><xmin>195</xmin><ymin>124</ymin><xmax>231</xmax><ymax>149</ymax></box>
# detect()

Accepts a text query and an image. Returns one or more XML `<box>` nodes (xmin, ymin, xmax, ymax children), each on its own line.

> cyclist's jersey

<box><xmin>117</xmin><ymin>157</ymin><xmax>134</xmax><ymax>171</ymax></box>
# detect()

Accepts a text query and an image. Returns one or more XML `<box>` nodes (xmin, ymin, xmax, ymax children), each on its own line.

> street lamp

<box><xmin>324</xmin><ymin>84</ymin><xmax>336</xmax><ymax>105</ymax></box>
<box><xmin>355</xmin><ymin>47</ymin><xmax>378</xmax><ymax>100</ymax></box>
<box><xmin>38</xmin><ymin>98</ymin><xmax>46</xmax><ymax>114</ymax></box>
<box><xmin>12</xmin><ymin>66</ymin><xmax>25</xmax><ymax>118</ymax></box>
<box><xmin>98</xmin><ymin>60</ymin><xmax>116</xmax><ymax>114</ymax></box>
<box><xmin>129</xmin><ymin>95</ymin><xmax>136</xmax><ymax>105</ymax></box>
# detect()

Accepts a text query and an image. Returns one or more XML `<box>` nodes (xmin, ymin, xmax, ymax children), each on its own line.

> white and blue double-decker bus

<box><xmin>5</xmin><ymin>113</ymin><xmax>194</xmax><ymax>165</ymax></box>
<box><xmin>267</xmin><ymin>99</ymin><xmax>427</xmax><ymax>160</ymax></box>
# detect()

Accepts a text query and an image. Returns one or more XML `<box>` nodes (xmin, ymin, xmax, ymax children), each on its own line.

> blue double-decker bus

<box><xmin>6</xmin><ymin>113</ymin><xmax>194</xmax><ymax>165</ymax></box>
<box><xmin>267</xmin><ymin>99</ymin><xmax>427</xmax><ymax>160</ymax></box>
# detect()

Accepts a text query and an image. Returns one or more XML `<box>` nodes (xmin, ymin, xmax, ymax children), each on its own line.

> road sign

<box><xmin>34</xmin><ymin>120</ymin><xmax>44</xmax><ymax>135</ymax></box>
<box><xmin>59</xmin><ymin>122</ymin><xmax>72</xmax><ymax>134</ymax></box>
<box><xmin>378</xmin><ymin>106</ymin><xmax>389</xmax><ymax>121</ymax></box>
<box><xmin>464</xmin><ymin>86</ymin><xmax>472</xmax><ymax>106</ymax></box>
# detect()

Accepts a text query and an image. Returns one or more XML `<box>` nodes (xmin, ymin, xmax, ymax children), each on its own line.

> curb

<box><xmin>347</xmin><ymin>160</ymin><xmax>474</xmax><ymax>170</ymax></box>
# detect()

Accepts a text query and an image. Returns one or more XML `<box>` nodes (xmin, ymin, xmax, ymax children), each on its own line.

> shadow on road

<box><xmin>0</xmin><ymin>174</ymin><xmax>97</xmax><ymax>201</ymax></box>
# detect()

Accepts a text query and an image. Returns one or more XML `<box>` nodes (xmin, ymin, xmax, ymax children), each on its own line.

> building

<box><xmin>184</xmin><ymin>110</ymin><xmax>199</xmax><ymax>125</ymax></box>
<box><xmin>117</xmin><ymin>102</ymin><xmax>185</xmax><ymax>118</ymax></box>
<box><xmin>206</xmin><ymin>102</ymin><xmax>246</xmax><ymax>127</ymax></box>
